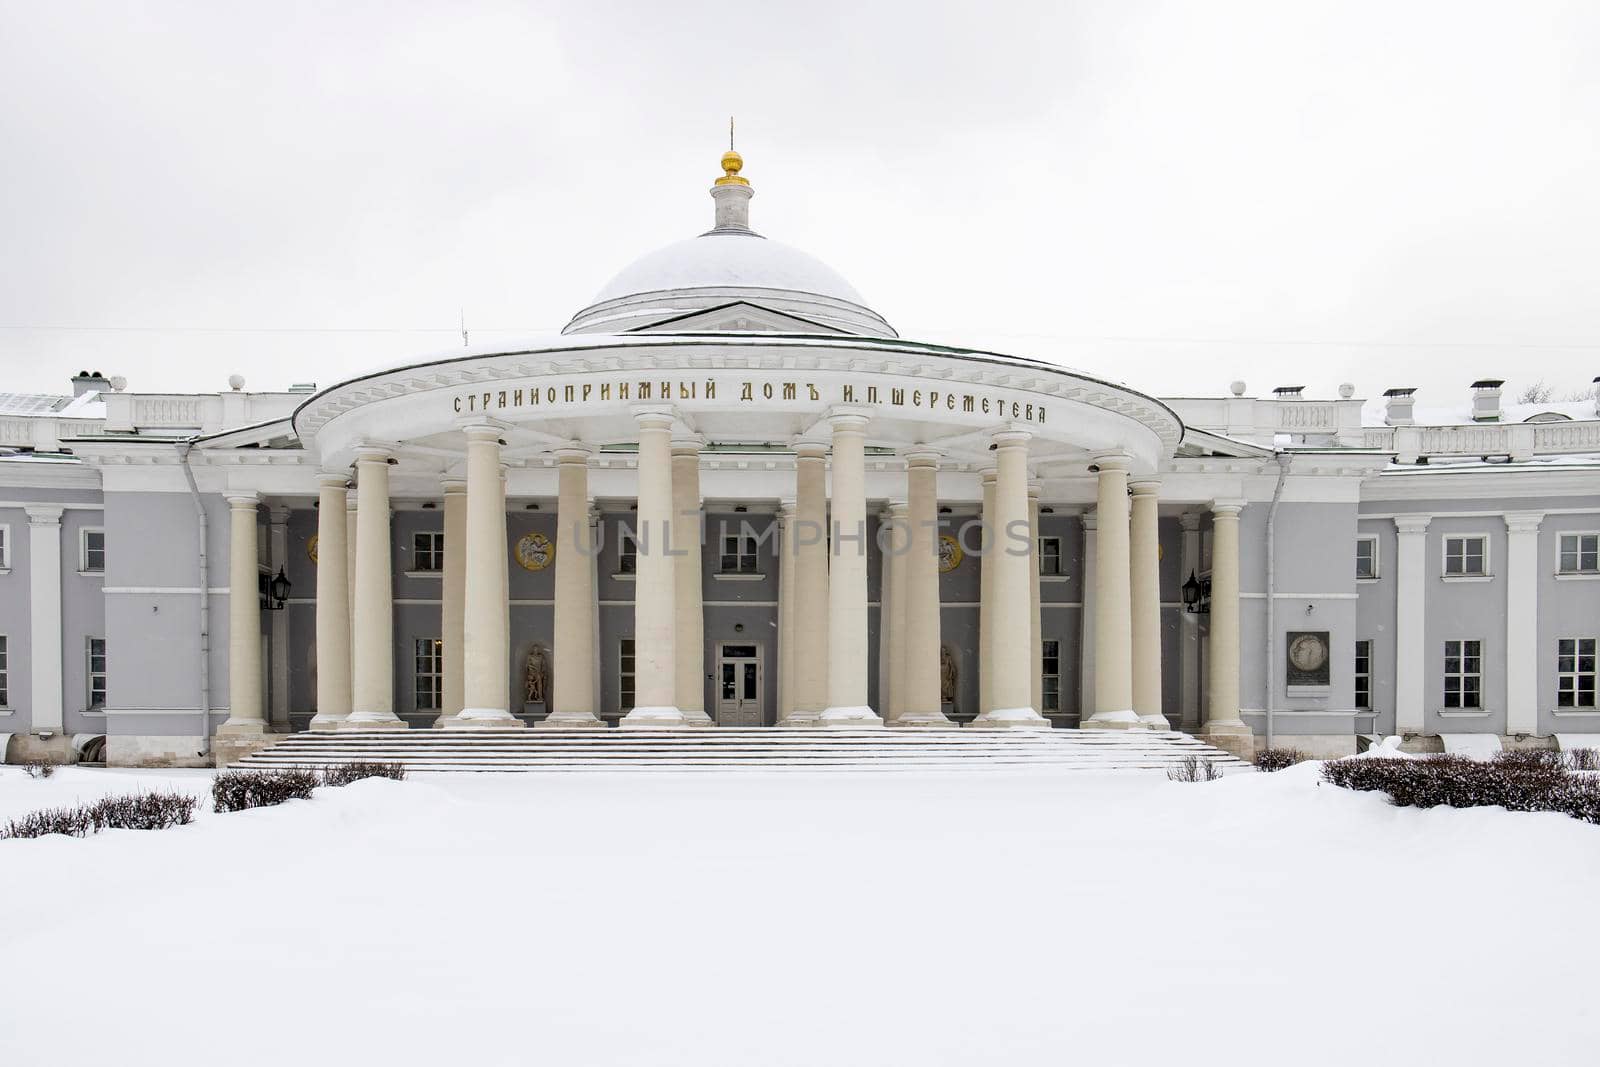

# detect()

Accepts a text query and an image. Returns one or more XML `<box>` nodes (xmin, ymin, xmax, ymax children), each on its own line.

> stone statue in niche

<box><xmin>524</xmin><ymin>644</ymin><xmax>550</xmax><ymax>705</ymax></box>
<box><xmin>940</xmin><ymin>644</ymin><xmax>958</xmax><ymax>707</ymax></box>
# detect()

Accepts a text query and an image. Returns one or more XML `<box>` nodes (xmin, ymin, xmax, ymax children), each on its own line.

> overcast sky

<box><xmin>2</xmin><ymin>0</ymin><xmax>1597</xmax><ymax>409</ymax></box>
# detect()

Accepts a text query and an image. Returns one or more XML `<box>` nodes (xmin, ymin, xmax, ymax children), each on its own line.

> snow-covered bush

<box><xmin>1</xmin><ymin>791</ymin><xmax>196</xmax><ymax>840</ymax></box>
<box><xmin>1322</xmin><ymin>755</ymin><xmax>1600</xmax><ymax>824</ymax></box>
<box><xmin>321</xmin><ymin>761</ymin><xmax>406</xmax><ymax>787</ymax></box>
<box><xmin>1253</xmin><ymin>748</ymin><xmax>1305</xmax><ymax>773</ymax></box>
<box><xmin>1167</xmin><ymin>755</ymin><xmax>1223</xmax><ymax>782</ymax></box>
<box><xmin>1563</xmin><ymin>748</ymin><xmax>1599</xmax><ymax>772</ymax></box>
<box><xmin>21</xmin><ymin>757</ymin><xmax>59</xmax><ymax>779</ymax></box>
<box><xmin>212</xmin><ymin>768</ymin><xmax>320</xmax><ymax>813</ymax></box>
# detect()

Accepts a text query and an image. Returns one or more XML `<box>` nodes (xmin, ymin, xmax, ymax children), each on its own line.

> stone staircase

<box><xmin>230</xmin><ymin>727</ymin><xmax>1253</xmax><ymax>774</ymax></box>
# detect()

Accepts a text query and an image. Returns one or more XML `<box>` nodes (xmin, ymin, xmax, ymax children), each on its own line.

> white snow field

<box><xmin>3</xmin><ymin>763</ymin><xmax>1599</xmax><ymax>1066</ymax></box>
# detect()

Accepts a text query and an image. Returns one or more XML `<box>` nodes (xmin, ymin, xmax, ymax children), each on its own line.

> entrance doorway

<box><xmin>716</xmin><ymin>642</ymin><xmax>763</xmax><ymax>726</ymax></box>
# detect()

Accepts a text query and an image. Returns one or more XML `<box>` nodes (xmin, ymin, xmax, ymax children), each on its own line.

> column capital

<box><xmin>777</xmin><ymin>499</ymin><xmax>797</xmax><ymax>522</ymax></box>
<box><xmin>225</xmin><ymin>491</ymin><xmax>260</xmax><ymax>509</ymax></box>
<box><xmin>441</xmin><ymin>477</ymin><xmax>467</xmax><ymax>495</ymax></box>
<box><xmin>1090</xmin><ymin>451</ymin><xmax>1132</xmax><ymax>473</ymax></box>
<box><xmin>631</xmin><ymin>404</ymin><xmax>676</xmax><ymax>429</ymax></box>
<box><xmin>991</xmin><ymin>427</ymin><xmax>1033</xmax><ymax>448</ymax></box>
<box><xmin>1129</xmin><ymin>478</ymin><xmax>1162</xmax><ymax>497</ymax></box>
<box><xmin>1027</xmin><ymin>483</ymin><xmax>1043</xmax><ymax>502</ymax></box>
<box><xmin>1081</xmin><ymin>509</ymin><xmax>1098</xmax><ymax>532</ymax></box>
<box><xmin>825</xmin><ymin>406</ymin><xmax>872</xmax><ymax>432</ymax></box>
<box><xmin>882</xmin><ymin>500</ymin><xmax>910</xmax><ymax>518</ymax></box>
<box><xmin>23</xmin><ymin>504</ymin><xmax>65</xmax><ymax>525</ymax></box>
<box><xmin>1210</xmin><ymin>499</ymin><xmax>1245</xmax><ymax>518</ymax></box>
<box><xmin>459</xmin><ymin>421</ymin><xmax>506</xmax><ymax>444</ymax></box>
<box><xmin>1179</xmin><ymin>510</ymin><xmax>1202</xmax><ymax>531</ymax></box>
<box><xmin>901</xmin><ymin>447</ymin><xmax>943</xmax><ymax>468</ymax></box>
<box><xmin>353</xmin><ymin>444</ymin><xmax>395</xmax><ymax>464</ymax></box>
<box><xmin>670</xmin><ymin>434</ymin><xmax>706</xmax><ymax>455</ymax></box>
<box><xmin>791</xmin><ymin>437</ymin><xmax>830</xmax><ymax>460</ymax></box>
<box><xmin>553</xmin><ymin>443</ymin><xmax>595</xmax><ymax>464</ymax></box>
<box><xmin>1504</xmin><ymin>510</ymin><xmax>1545</xmax><ymax>534</ymax></box>
<box><xmin>318</xmin><ymin>471</ymin><xmax>350</xmax><ymax>490</ymax></box>
<box><xmin>979</xmin><ymin>465</ymin><xmax>998</xmax><ymax>485</ymax></box>
<box><xmin>269</xmin><ymin>504</ymin><xmax>292</xmax><ymax>524</ymax></box>
<box><xmin>1394</xmin><ymin>515</ymin><xmax>1432</xmax><ymax>535</ymax></box>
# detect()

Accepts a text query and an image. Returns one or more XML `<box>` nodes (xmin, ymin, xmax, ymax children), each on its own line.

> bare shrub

<box><xmin>1</xmin><ymin>790</ymin><xmax>196</xmax><ymax>840</ymax></box>
<box><xmin>212</xmin><ymin>768</ymin><xmax>320</xmax><ymax>813</ymax></box>
<box><xmin>22</xmin><ymin>757</ymin><xmax>59</xmax><ymax>779</ymax></box>
<box><xmin>321</xmin><ymin>761</ymin><xmax>406</xmax><ymax>787</ymax></box>
<box><xmin>1254</xmin><ymin>748</ymin><xmax>1305</xmax><ymax>773</ymax></box>
<box><xmin>1323</xmin><ymin>754</ymin><xmax>1600</xmax><ymax>824</ymax></box>
<box><xmin>1168</xmin><ymin>755</ymin><xmax>1223</xmax><ymax>783</ymax></box>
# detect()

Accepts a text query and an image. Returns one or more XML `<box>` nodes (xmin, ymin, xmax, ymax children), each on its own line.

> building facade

<box><xmin>2</xmin><ymin>152</ymin><xmax>1597</xmax><ymax>767</ymax></box>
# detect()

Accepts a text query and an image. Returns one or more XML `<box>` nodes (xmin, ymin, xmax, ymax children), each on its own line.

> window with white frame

<box><xmin>80</xmin><ymin>528</ymin><xmax>105</xmax><ymax>573</ymax></box>
<box><xmin>414</xmin><ymin>638</ymin><xmax>443</xmax><ymax>711</ymax></box>
<box><xmin>1442</xmin><ymin>535</ymin><xmax>1487</xmax><ymax>577</ymax></box>
<box><xmin>412</xmin><ymin>531</ymin><xmax>444</xmax><ymax>572</ymax></box>
<box><xmin>0</xmin><ymin>635</ymin><xmax>8</xmax><ymax>706</ymax></box>
<box><xmin>87</xmin><ymin>637</ymin><xmax>107</xmax><ymax>708</ymax></box>
<box><xmin>0</xmin><ymin>524</ymin><xmax>9</xmax><ymax>569</ymax></box>
<box><xmin>1559</xmin><ymin>533</ymin><xmax>1599</xmax><ymax>575</ymax></box>
<box><xmin>1557</xmin><ymin>638</ymin><xmax>1597</xmax><ymax>709</ymax></box>
<box><xmin>619</xmin><ymin>638</ymin><xmax>636</xmax><ymax>711</ymax></box>
<box><xmin>720</xmin><ymin>531</ymin><xmax>758</xmax><ymax>574</ymax></box>
<box><xmin>1041</xmin><ymin>639</ymin><xmax>1061</xmax><ymax>712</ymax></box>
<box><xmin>1038</xmin><ymin>536</ymin><xmax>1062</xmax><ymax>576</ymax></box>
<box><xmin>1354</xmin><ymin>640</ymin><xmax>1372</xmax><ymax>709</ymax></box>
<box><xmin>1355</xmin><ymin>536</ymin><xmax>1379</xmax><ymax>580</ymax></box>
<box><xmin>1443</xmin><ymin>639</ymin><xmax>1482</xmax><ymax>709</ymax></box>
<box><xmin>617</xmin><ymin>531</ymin><xmax>638</xmax><ymax>575</ymax></box>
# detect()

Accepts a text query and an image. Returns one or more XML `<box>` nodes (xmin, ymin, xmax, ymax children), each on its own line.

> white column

<box><xmin>1083</xmin><ymin>454</ymin><xmax>1140</xmax><ymax>729</ymax></box>
<box><xmin>25</xmin><ymin>506</ymin><xmax>65</xmax><ymax>734</ymax></box>
<box><xmin>1028</xmin><ymin>484</ymin><xmax>1043</xmax><ymax>717</ymax></box>
<box><xmin>435</xmin><ymin>478</ymin><xmax>467</xmax><ymax>727</ymax></box>
<box><xmin>267</xmin><ymin>505</ymin><xmax>290</xmax><ymax>729</ymax></box>
<box><xmin>310</xmin><ymin>475</ymin><xmax>351</xmax><ymax>730</ymax></box>
<box><xmin>781</xmin><ymin>441</ymin><xmax>829</xmax><ymax>726</ymax></box>
<box><xmin>452</xmin><ymin>424</ymin><xmax>519</xmax><ymax>726</ymax></box>
<box><xmin>345</xmin><ymin>489</ymin><xmax>358</xmax><ymax>639</ymax></box>
<box><xmin>821</xmin><ymin>410</ymin><xmax>881</xmax><ymax>726</ymax></box>
<box><xmin>880</xmin><ymin>502</ymin><xmax>908</xmax><ymax>722</ymax></box>
<box><xmin>972</xmin><ymin>431</ymin><xmax>1048</xmax><ymax>728</ymax></box>
<box><xmin>220</xmin><ymin>492</ymin><xmax>265</xmax><ymax>734</ymax></box>
<box><xmin>1130</xmin><ymin>479</ymin><xmax>1170</xmax><ymax>729</ymax></box>
<box><xmin>1394</xmin><ymin>516</ymin><xmax>1431</xmax><ymax>735</ymax></box>
<box><xmin>776</xmin><ymin>502</ymin><xmax>797</xmax><ymax>724</ymax></box>
<box><xmin>347</xmin><ymin>448</ymin><xmax>403</xmax><ymax>727</ymax></box>
<box><xmin>672</xmin><ymin>437</ymin><xmax>712</xmax><ymax>727</ymax></box>
<box><xmin>978</xmin><ymin>466</ymin><xmax>997</xmax><ymax>717</ymax></box>
<box><xmin>897</xmin><ymin>449</ymin><xmax>954</xmax><ymax>727</ymax></box>
<box><xmin>540</xmin><ymin>446</ymin><xmax>603</xmax><ymax>729</ymax></box>
<box><xmin>1201</xmin><ymin>500</ymin><xmax>1251</xmax><ymax>756</ymax></box>
<box><xmin>1505</xmin><ymin>512</ymin><xmax>1543</xmax><ymax>736</ymax></box>
<box><xmin>621</xmin><ymin>408</ymin><xmax>683</xmax><ymax>726</ymax></box>
<box><xmin>1178</xmin><ymin>511</ymin><xmax>1202</xmax><ymax>729</ymax></box>
<box><xmin>1078</xmin><ymin>510</ymin><xmax>1097</xmax><ymax>723</ymax></box>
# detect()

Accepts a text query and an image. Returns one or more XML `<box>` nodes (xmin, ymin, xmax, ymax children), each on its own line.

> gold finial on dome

<box><xmin>716</xmin><ymin>116</ymin><xmax>749</xmax><ymax>186</ymax></box>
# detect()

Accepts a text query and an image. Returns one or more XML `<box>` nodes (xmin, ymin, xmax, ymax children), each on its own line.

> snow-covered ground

<box><xmin>2</xmin><ymin>763</ymin><xmax>1598</xmax><ymax>1066</ymax></box>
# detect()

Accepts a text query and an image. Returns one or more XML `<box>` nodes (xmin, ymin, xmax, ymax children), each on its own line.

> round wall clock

<box><xmin>937</xmin><ymin>534</ymin><xmax>963</xmax><ymax>574</ymax></box>
<box><xmin>307</xmin><ymin>534</ymin><xmax>319</xmax><ymax>564</ymax></box>
<box><xmin>515</xmin><ymin>532</ymin><xmax>554</xmax><ymax>572</ymax></box>
<box><xmin>1288</xmin><ymin>632</ymin><xmax>1328</xmax><ymax>673</ymax></box>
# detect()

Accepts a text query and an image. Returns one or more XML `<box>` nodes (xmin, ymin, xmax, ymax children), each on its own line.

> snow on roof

<box><xmin>590</xmin><ymin>231</ymin><xmax>868</xmax><ymax>306</ymax></box>
<box><xmin>0</xmin><ymin>390</ymin><xmax>107</xmax><ymax>419</ymax></box>
<box><xmin>1360</xmin><ymin>397</ymin><xmax>1595</xmax><ymax>427</ymax></box>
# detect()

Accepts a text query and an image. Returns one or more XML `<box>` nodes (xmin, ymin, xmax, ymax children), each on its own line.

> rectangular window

<box><xmin>0</xmin><ymin>635</ymin><xmax>8</xmax><ymax>706</ymax></box>
<box><xmin>619</xmin><ymin>638</ymin><xmax>636</xmax><ymax>711</ymax></box>
<box><xmin>1557</xmin><ymin>638</ymin><xmax>1597</xmax><ymax>709</ymax></box>
<box><xmin>81</xmin><ymin>528</ymin><xmax>106</xmax><ymax>573</ymax></box>
<box><xmin>414</xmin><ymin>638</ymin><xmax>443</xmax><ymax>711</ymax></box>
<box><xmin>720</xmin><ymin>532</ymin><xmax>758</xmax><ymax>574</ymax></box>
<box><xmin>1041</xmin><ymin>639</ymin><xmax>1061</xmax><ymax>712</ymax></box>
<box><xmin>1443</xmin><ymin>639</ymin><xmax>1482</xmax><ymax>709</ymax></box>
<box><xmin>0</xmin><ymin>524</ymin><xmax>9</xmax><ymax>569</ymax></box>
<box><xmin>1354</xmin><ymin>640</ymin><xmax>1372</xmax><ymax>710</ymax></box>
<box><xmin>412</xmin><ymin>531</ymin><xmax>445</xmax><ymax>572</ymax></box>
<box><xmin>1355</xmin><ymin>536</ymin><xmax>1379</xmax><ymax>580</ymax></box>
<box><xmin>1559</xmin><ymin>533</ymin><xmax>1599</xmax><ymax>575</ymax></box>
<box><xmin>1038</xmin><ymin>536</ymin><xmax>1062</xmax><ymax>576</ymax></box>
<box><xmin>618</xmin><ymin>532</ymin><xmax>638</xmax><ymax>575</ymax></box>
<box><xmin>1443</xmin><ymin>535</ymin><xmax>1487</xmax><ymax>577</ymax></box>
<box><xmin>87</xmin><ymin>637</ymin><xmax>107</xmax><ymax>708</ymax></box>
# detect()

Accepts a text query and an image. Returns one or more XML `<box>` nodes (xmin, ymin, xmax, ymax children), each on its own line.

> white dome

<box><xmin>592</xmin><ymin>231</ymin><xmax>866</xmax><ymax>305</ymax></box>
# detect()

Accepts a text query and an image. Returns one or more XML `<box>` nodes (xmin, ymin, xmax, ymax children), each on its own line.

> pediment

<box><xmin>627</xmin><ymin>301</ymin><xmax>850</xmax><ymax>336</ymax></box>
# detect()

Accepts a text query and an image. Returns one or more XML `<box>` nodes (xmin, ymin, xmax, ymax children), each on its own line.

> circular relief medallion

<box><xmin>1288</xmin><ymin>632</ymin><xmax>1328</xmax><ymax>673</ymax></box>
<box><xmin>307</xmin><ymin>534</ymin><xmax>319</xmax><ymax>564</ymax></box>
<box><xmin>515</xmin><ymin>532</ymin><xmax>554</xmax><ymax>572</ymax></box>
<box><xmin>937</xmin><ymin>534</ymin><xmax>963</xmax><ymax>574</ymax></box>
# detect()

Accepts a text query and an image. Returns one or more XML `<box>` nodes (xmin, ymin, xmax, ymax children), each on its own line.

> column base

<box><xmin>534</xmin><ymin>711</ymin><xmax>608</xmax><ymax>730</ymax></box>
<box><xmin>337</xmin><ymin>713</ymin><xmax>408</xmax><ymax>731</ymax></box>
<box><xmin>211</xmin><ymin>731</ymin><xmax>279</xmax><ymax>767</ymax></box>
<box><xmin>1199</xmin><ymin>720</ymin><xmax>1256</xmax><ymax>761</ymax></box>
<box><xmin>309</xmin><ymin>715</ymin><xmax>348</xmax><ymax>732</ymax></box>
<box><xmin>777</xmin><ymin>712</ymin><xmax>822</xmax><ymax>728</ymax></box>
<box><xmin>819</xmin><ymin>706</ymin><xmax>884</xmax><ymax>728</ymax></box>
<box><xmin>215</xmin><ymin>718</ymin><xmax>269</xmax><ymax>737</ymax></box>
<box><xmin>444</xmin><ymin>710</ymin><xmax>527</xmax><ymax>730</ymax></box>
<box><xmin>1137</xmin><ymin>713</ymin><xmax>1173</xmax><ymax>730</ymax></box>
<box><xmin>968</xmin><ymin>707</ymin><xmax>1052</xmax><ymax>730</ymax></box>
<box><xmin>890</xmin><ymin>710</ymin><xmax>958</xmax><ymax>729</ymax></box>
<box><xmin>1081</xmin><ymin>709</ymin><xmax>1144</xmax><ymax>730</ymax></box>
<box><xmin>679</xmin><ymin>709</ymin><xmax>716</xmax><ymax>729</ymax></box>
<box><xmin>619</xmin><ymin>706</ymin><xmax>687</xmax><ymax>729</ymax></box>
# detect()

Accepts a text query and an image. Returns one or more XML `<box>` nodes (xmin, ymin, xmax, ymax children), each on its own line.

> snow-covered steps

<box><xmin>230</xmin><ymin>727</ymin><xmax>1252</xmax><ymax>774</ymax></box>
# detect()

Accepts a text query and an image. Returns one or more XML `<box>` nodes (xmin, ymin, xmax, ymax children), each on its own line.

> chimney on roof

<box><xmin>1470</xmin><ymin>379</ymin><xmax>1504</xmax><ymax>422</ymax></box>
<box><xmin>70</xmin><ymin>370</ymin><xmax>111</xmax><ymax>397</ymax></box>
<box><xmin>1272</xmin><ymin>385</ymin><xmax>1305</xmax><ymax>398</ymax></box>
<box><xmin>1383</xmin><ymin>387</ymin><xmax>1416</xmax><ymax>426</ymax></box>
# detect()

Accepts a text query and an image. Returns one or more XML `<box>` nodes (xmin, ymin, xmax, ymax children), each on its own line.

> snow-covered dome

<box><xmin>563</xmin><ymin>151</ymin><xmax>895</xmax><ymax>337</ymax></box>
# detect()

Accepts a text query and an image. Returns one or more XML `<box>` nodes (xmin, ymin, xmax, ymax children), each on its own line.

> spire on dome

<box><xmin>708</xmin><ymin>123</ymin><xmax>755</xmax><ymax>232</ymax></box>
